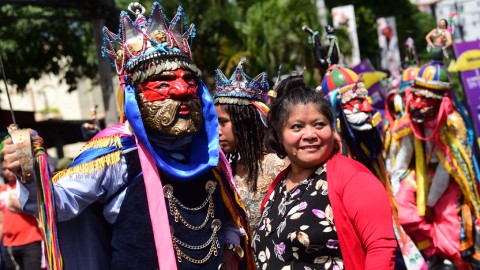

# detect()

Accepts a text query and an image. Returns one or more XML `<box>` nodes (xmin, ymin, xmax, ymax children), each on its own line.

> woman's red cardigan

<box><xmin>260</xmin><ymin>153</ymin><xmax>397</xmax><ymax>269</ymax></box>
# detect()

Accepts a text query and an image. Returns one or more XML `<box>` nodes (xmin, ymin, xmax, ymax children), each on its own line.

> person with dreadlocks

<box><xmin>1</xmin><ymin>2</ymin><xmax>255</xmax><ymax>270</ymax></box>
<box><xmin>214</xmin><ymin>59</ymin><xmax>289</xmax><ymax>232</ymax></box>
<box><xmin>394</xmin><ymin>60</ymin><xmax>480</xmax><ymax>269</ymax></box>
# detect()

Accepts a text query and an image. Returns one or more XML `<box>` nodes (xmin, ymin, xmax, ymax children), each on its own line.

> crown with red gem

<box><xmin>101</xmin><ymin>2</ymin><xmax>200</xmax><ymax>81</ymax></box>
<box><xmin>214</xmin><ymin>58</ymin><xmax>269</xmax><ymax>104</ymax></box>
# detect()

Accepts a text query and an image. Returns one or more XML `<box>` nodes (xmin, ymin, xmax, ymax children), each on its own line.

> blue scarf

<box><xmin>124</xmin><ymin>78</ymin><xmax>219</xmax><ymax>181</ymax></box>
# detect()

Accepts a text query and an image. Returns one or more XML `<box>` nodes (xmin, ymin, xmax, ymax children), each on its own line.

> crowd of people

<box><xmin>0</xmin><ymin>2</ymin><xmax>478</xmax><ymax>270</ymax></box>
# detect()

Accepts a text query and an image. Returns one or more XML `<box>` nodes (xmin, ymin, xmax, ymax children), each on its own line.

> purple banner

<box><xmin>351</xmin><ymin>59</ymin><xmax>375</xmax><ymax>74</ymax></box>
<box><xmin>367</xmin><ymin>81</ymin><xmax>386</xmax><ymax>110</ymax></box>
<box><xmin>453</xmin><ymin>40</ymin><xmax>480</xmax><ymax>143</ymax></box>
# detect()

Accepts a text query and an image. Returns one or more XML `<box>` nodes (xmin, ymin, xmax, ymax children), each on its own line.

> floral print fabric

<box><xmin>253</xmin><ymin>164</ymin><xmax>344</xmax><ymax>270</ymax></box>
<box><xmin>235</xmin><ymin>153</ymin><xmax>289</xmax><ymax>231</ymax></box>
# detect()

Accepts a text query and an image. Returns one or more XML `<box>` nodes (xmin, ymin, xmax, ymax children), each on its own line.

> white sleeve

<box><xmin>390</xmin><ymin>135</ymin><xmax>414</xmax><ymax>195</ymax></box>
<box><xmin>17</xmin><ymin>155</ymin><xmax>129</xmax><ymax>222</ymax></box>
<box><xmin>427</xmin><ymin>161</ymin><xmax>450</xmax><ymax>207</ymax></box>
<box><xmin>17</xmin><ymin>177</ymin><xmax>39</xmax><ymax>216</ymax></box>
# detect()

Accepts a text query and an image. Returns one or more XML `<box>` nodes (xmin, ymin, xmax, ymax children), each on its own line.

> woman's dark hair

<box><xmin>218</xmin><ymin>103</ymin><xmax>267</xmax><ymax>192</ymax></box>
<box><xmin>440</xmin><ymin>18</ymin><xmax>448</xmax><ymax>27</ymax></box>
<box><xmin>265</xmin><ymin>75</ymin><xmax>338</xmax><ymax>158</ymax></box>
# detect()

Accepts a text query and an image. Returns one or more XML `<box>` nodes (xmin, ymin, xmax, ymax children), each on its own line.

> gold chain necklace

<box><xmin>171</xmin><ymin>219</ymin><xmax>222</xmax><ymax>264</ymax></box>
<box><xmin>163</xmin><ymin>180</ymin><xmax>221</xmax><ymax>265</ymax></box>
<box><xmin>164</xmin><ymin>180</ymin><xmax>217</xmax><ymax>230</ymax></box>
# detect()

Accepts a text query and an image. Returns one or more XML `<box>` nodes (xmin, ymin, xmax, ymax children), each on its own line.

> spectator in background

<box><xmin>0</xmin><ymin>157</ymin><xmax>42</xmax><ymax>270</ymax></box>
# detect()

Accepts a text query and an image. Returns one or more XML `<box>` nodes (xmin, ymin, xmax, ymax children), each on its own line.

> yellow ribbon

<box><xmin>414</xmin><ymin>137</ymin><xmax>428</xmax><ymax>216</ymax></box>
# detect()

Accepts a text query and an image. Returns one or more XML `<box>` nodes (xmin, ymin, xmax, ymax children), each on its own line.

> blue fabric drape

<box><xmin>124</xmin><ymin>78</ymin><xmax>219</xmax><ymax>181</ymax></box>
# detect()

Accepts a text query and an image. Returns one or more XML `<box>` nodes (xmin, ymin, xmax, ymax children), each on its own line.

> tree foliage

<box><xmin>0</xmin><ymin>4</ymin><xmax>111</xmax><ymax>92</ymax></box>
<box><xmin>2</xmin><ymin>0</ymin><xmax>437</xmax><ymax>94</ymax></box>
<box><xmin>115</xmin><ymin>0</ymin><xmax>322</xmax><ymax>87</ymax></box>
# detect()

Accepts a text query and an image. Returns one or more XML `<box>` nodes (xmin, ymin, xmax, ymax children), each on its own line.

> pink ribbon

<box><xmin>218</xmin><ymin>149</ymin><xmax>237</xmax><ymax>190</ymax></box>
<box><xmin>136</xmin><ymin>138</ymin><xmax>177</xmax><ymax>269</ymax></box>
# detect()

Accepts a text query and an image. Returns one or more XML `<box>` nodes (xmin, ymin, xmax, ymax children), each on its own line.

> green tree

<box><xmin>116</xmin><ymin>0</ymin><xmax>323</xmax><ymax>87</ymax></box>
<box><xmin>131</xmin><ymin>0</ymin><xmax>317</xmax><ymax>87</ymax></box>
<box><xmin>0</xmin><ymin>2</ymin><xmax>117</xmax><ymax>92</ymax></box>
<box><xmin>1</xmin><ymin>1</ymin><xmax>438</xmax><ymax>98</ymax></box>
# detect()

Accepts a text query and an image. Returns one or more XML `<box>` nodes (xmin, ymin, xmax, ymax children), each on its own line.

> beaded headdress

<box><xmin>337</xmin><ymin>80</ymin><xmax>369</xmax><ymax>105</ymax></box>
<box><xmin>101</xmin><ymin>2</ymin><xmax>200</xmax><ymax>82</ymax></box>
<box><xmin>214</xmin><ymin>58</ymin><xmax>269</xmax><ymax>105</ymax></box>
<box><xmin>410</xmin><ymin>62</ymin><xmax>450</xmax><ymax>100</ymax></box>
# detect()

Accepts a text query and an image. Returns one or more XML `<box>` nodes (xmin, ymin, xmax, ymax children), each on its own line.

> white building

<box><xmin>436</xmin><ymin>0</ymin><xmax>480</xmax><ymax>42</ymax></box>
<box><xmin>0</xmin><ymin>72</ymin><xmax>119</xmax><ymax>158</ymax></box>
<box><xmin>411</xmin><ymin>0</ymin><xmax>480</xmax><ymax>42</ymax></box>
<box><xmin>0</xmin><ymin>75</ymin><xmax>105</xmax><ymax>121</ymax></box>
<box><xmin>411</xmin><ymin>0</ymin><xmax>442</xmax><ymax>12</ymax></box>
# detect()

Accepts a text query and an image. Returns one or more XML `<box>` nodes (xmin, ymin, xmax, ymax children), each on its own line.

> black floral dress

<box><xmin>252</xmin><ymin>164</ymin><xmax>344</xmax><ymax>270</ymax></box>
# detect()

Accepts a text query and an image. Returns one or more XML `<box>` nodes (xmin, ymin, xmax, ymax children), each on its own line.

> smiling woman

<box><xmin>254</xmin><ymin>75</ymin><xmax>397</xmax><ymax>270</ymax></box>
<box><xmin>280</xmin><ymin>103</ymin><xmax>335</xmax><ymax>190</ymax></box>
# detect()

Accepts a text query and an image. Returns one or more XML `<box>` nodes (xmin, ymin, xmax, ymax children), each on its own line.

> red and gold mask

<box><xmin>137</xmin><ymin>68</ymin><xmax>203</xmax><ymax>136</ymax></box>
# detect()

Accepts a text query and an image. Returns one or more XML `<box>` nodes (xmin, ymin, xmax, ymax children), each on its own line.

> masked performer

<box><xmin>395</xmin><ymin>61</ymin><xmax>480</xmax><ymax>269</ymax></box>
<box><xmin>2</xmin><ymin>2</ymin><xmax>255</xmax><ymax>270</ymax></box>
<box><xmin>304</xmin><ymin>26</ymin><xmax>387</xmax><ymax>208</ymax></box>
<box><xmin>384</xmin><ymin>37</ymin><xmax>421</xmax><ymax>195</ymax></box>
<box><xmin>384</xmin><ymin>66</ymin><xmax>419</xmax><ymax>194</ymax></box>
<box><xmin>321</xmin><ymin>68</ymin><xmax>388</xmax><ymax>185</ymax></box>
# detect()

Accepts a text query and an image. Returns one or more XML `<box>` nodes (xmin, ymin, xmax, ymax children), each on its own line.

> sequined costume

<box><xmin>394</xmin><ymin>61</ymin><xmax>480</xmax><ymax>268</ymax></box>
<box><xmin>425</xmin><ymin>19</ymin><xmax>453</xmax><ymax>61</ymax></box>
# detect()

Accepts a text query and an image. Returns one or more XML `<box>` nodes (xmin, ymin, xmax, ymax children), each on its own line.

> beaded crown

<box><xmin>101</xmin><ymin>2</ymin><xmax>199</xmax><ymax>81</ymax></box>
<box><xmin>214</xmin><ymin>58</ymin><xmax>269</xmax><ymax>104</ymax></box>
